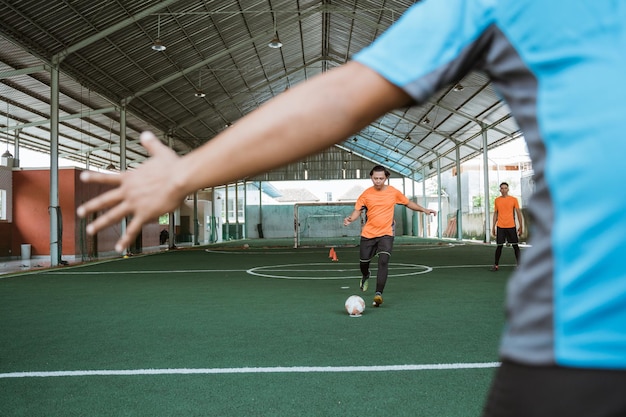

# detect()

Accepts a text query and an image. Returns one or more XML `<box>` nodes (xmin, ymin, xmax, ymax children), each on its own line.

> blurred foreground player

<box><xmin>78</xmin><ymin>1</ymin><xmax>626</xmax><ymax>415</ymax></box>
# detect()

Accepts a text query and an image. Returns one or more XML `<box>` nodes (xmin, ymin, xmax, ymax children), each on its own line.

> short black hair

<box><xmin>370</xmin><ymin>165</ymin><xmax>390</xmax><ymax>178</ymax></box>
<box><xmin>500</xmin><ymin>182</ymin><xmax>509</xmax><ymax>187</ymax></box>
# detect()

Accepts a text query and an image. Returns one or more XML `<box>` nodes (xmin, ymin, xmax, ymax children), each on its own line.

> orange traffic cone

<box><xmin>329</xmin><ymin>247</ymin><xmax>335</xmax><ymax>259</ymax></box>
<box><xmin>332</xmin><ymin>249</ymin><xmax>339</xmax><ymax>262</ymax></box>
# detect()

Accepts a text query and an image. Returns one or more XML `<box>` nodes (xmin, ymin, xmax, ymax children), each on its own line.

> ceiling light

<box><xmin>151</xmin><ymin>15</ymin><xmax>166</xmax><ymax>51</ymax></box>
<box><xmin>268</xmin><ymin>35</ymin><xmax>282</xmax><ymax>49</ymax></box>
<box><xmin>3</xmin><ymin>103</ymin><xmax>13</xmax><ymax>159</ymax></box>
<box><xmin>106</xmin><ymin>163</ymin><xmax>116</xmax><ymax>171</ymax></box>
<box><xmin>453</xmin><ymin>83</ymin><xmax>464</xmax><ymax>91</ymax></box>
<box><xmin>194</xmin><ymin>70</ymin><xmax>205</xmax><ymax>97</ymax></box>
<box><xmin>152</xmin><ymin>39</ymin><xmax>166</xmax><ymax>51</ymax></box>
<box><xmin>268</xmin><ymin>11</ymin><xmax>282</xmax><ymax>48</ymax></box>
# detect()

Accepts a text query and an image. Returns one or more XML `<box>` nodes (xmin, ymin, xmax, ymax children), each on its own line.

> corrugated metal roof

<box><xmin>0</xmin><ymin>0</ymin><xmax>520</xmax><ymax>181</ymax></box>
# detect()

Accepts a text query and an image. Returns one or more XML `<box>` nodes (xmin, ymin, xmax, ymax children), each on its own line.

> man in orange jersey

<box><xmin>343</xmin><ymin>165</ymin><xmax>436</xmax><ymax>306</ymax></box>
<box><xmin>490</xmin><ymin>182</ymin><xmax>523</xmax><ymax>271</ymax></box>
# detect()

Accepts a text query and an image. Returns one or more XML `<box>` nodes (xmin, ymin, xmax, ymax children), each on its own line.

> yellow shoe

<box><xmin>373</xmin><ymin>293</ymin><xmax>383</xmax><ymax>307</ymax></box>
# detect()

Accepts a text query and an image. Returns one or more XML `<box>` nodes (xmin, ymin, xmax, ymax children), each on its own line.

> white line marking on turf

<box><xmin>0</xmin><ymin>362</ymin><xmax>500</xmax><ymax>378</ymax></box>
<box><xmin>432</xmin><ymin>264</ymin><xmax>516</xmax><ymax>269</ymax></box>
<box><xmin>46</xmin><ymin>264</ymin><xmax>435</xmax><ymax>279</ymax></box>
<box><xmin>247</xmin><ymin>263</ymin><xmax>432</xmax><ymax>279</ymax></box>
<box><xmin>49</xmin><ymin>269</ymin><xmax>244</xmax><ymax>275</ymax></box>
<box><xmin>204</xmin><ymin>249</ymin><xmax>337</xmax><ymax>255</ymax></box>
<box><xmin>203</xmin><ymin>246</ymin><xmax>453</xmax><ymax>255</ymax></box>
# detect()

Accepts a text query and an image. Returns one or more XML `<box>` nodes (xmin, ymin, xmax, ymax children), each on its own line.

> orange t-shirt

<box><xmin>494</xmin><ymin>195</ymin><xmax>520</xmax><ymax>228</ymax></box>
<box><xmin>355</xmin><ymin>185</ymin><xmax>409</xmax><ymax>238</ymax></box>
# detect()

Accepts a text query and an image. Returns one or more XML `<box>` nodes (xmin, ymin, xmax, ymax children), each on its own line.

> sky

<box><xmin>4</xmin><ymin>137</ymin><xmax>530</xmax><ymax>204</ymax></box>
<box><xmin>7</xmin><ymin>137</ymin><xmax>528</xmax><ymax>170</ymax></box>
<box><xmin>5</xmin><ymin>145</ymin><xmax>84</xmax><ymax>169</ymax></box>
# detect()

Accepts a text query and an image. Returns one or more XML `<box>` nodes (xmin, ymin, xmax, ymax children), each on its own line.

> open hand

<box><xmin>76</xmin><ymin>131</ymin><xmax>189</xmax><ymax>252</ymax></box>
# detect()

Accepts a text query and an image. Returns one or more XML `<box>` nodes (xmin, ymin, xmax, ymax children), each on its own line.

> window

<box><xmin>0</xmin><ymin>189</ymin><xmax>6</xmax><ymax>220</ymax></box>
<box><xmin>226</xmin><ymin>196</ymin><xmax>244</xmax><ymax>222</ymax></box>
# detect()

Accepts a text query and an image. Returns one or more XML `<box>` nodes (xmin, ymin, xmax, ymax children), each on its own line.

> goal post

<box><xmin>293</xmin><ymin>202</ymin><xmax>362</xmax><ymax>248</ymax></box>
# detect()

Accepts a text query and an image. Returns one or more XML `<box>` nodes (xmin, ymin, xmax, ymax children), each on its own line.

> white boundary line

<box><xmin>204</xmin><ymin>249</ymin><xmax>330</xmax><ymax>255</ymax></box>
<box><xmin>0</xmin><ymin>362</ymin><xmax>500</xmax><ymax>379</ymax></box>
<box><xmin>41</xmin><ymin>263</ymin><xmax>512</xmax><ymax>277</ymax></box>
<box><xmin>204</xmin><ymin>244</ymin><xmax>457</xmax><ymax>255</ymax></box>
<box><xmin>432</xmin><ymin>264</ymin><xmax>516</xmax><ymax>269</ymax></box>
<box><xmin>50</xmin><ymin>269</ymin><xmax>243</xmax><ymax>275</ymax></box>
<box><xmin>46</xmin><ymin>263</ymin><xmax>435</xmax><ymax>279</ymax></box>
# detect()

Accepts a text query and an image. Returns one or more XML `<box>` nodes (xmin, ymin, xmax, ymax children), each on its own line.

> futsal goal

<box><xmin>293</xmin><ymin>202</ymin><xmax>362</xmax><ymax>248</ymax></box>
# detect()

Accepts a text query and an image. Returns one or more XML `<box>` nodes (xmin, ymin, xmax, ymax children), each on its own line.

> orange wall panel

<box><xmin>11</xmin><ymin>167</ymin><xmax>161</xmax><ymax>258</ymax></box>
<box><xmin>13</xmin><ymin>169</ymin><xmax>55</xmax><ymax>257</ymax></box>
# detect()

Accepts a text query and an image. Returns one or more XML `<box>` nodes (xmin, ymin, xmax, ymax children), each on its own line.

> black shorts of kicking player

<box><xmin>496</xmin><ymin>227</ymin><xmax>518</xmax><ymax>245</ymax></box>
<box><xmin>359</xmin><ymin>235</ymin><xmax>394</xmax><ymax>260</ymax></box>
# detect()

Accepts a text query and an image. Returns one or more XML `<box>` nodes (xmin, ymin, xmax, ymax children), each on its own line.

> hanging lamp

<box><xmin>151</xmin><ymin>15</ymin><xmax>166</xmax><ymax>51</ymax></box>
<box><xmin>268</xmin><ymin>11</ymin><xmax>282</xmax><ymax>48</ymax></box>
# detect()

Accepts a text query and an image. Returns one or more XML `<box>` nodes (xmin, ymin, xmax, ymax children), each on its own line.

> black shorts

<box><xmin>495</xmin><ymin>227</ymin><xmax>518</xmax><ymax>245</ymax></box>
<box><xmin>482</xmin><ymin>360</ymin><xmax>626</xmax><ymax>417</ymax></box>
<box><xmin>359</xmin><ymin>235</ymin><xmax>394</xmax><ymax>261</ymax></box>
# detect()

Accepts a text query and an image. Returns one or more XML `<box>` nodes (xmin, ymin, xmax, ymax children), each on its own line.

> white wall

<box><xmin>0</xmin><ymin>165</ymin><xmax>13</xmax><ymax>222</ymax></box>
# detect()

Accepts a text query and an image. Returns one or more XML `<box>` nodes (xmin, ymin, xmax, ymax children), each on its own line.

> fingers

<box><xmin>77</xmin><ymin>170</ymin><xmax>123</xmax><ymax>219</ymax></box>
<box><xmin>140</xmin><ymin>131</ymin><xmax>170</xmax><ymax>157</ymax></box>
<box><xmin>76</xmin><ymin>130</ymin><xmax>173</xmax><ymax>254</ymax></box>
<box><xmin>83</xmin><ymin>200</ymin><xmax>149</xmax><ymax>253</ymax></box>
<box><xmin>83</xmin><ymin>196</ymin><xmax>129</xmax><ymax>236</ymax></box>
<box><xmin>116</xmin><ymin>217</ymin><xmax>146</xmax><ymax>253</ymax></box>
<box><xmin>76</xmin><ymin>186</ymin><xmax>123</xmax><ymax>219</ymax></box>
<box><xmin>79</xmin><ymin>170</ymin><xmax>121</xmax><ymax>185</ymax></box>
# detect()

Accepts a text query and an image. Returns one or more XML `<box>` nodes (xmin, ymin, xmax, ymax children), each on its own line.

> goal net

<box><xmin>294</xmin><ymin>202</ymin><xmax>362</xmax><ymax>248</ymax></box>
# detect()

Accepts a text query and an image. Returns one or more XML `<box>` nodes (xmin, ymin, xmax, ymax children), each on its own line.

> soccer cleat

<box><xmin>360</xmin><ymin>273</ymin><xmax>370</xmax><ymax>292</ymax></box>
<box><xmin>490</xmin><ymin>265</ymin><xmax>499</xmax><ymax>272</ymax></box>
<box><xmin>372</xmin><ymin>292</ymin><xmax>383</xmax><ymax>307</ymax></box>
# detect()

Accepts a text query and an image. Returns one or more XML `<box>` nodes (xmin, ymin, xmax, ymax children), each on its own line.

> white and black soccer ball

<box><xmin>345</xmin><ymin>295</ymin><xmax>365</xmax><ymax>317</ymax></box>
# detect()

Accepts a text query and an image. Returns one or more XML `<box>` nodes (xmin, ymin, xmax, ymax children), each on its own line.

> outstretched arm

<box><xmin>406</xmin><ymin>201</ymin><xmax>436</xmax><ymax>216</ymax></box>
<box><xmin>343</xmin><ymin>209</ymin><xmax>363</xmax><ymax>226</ymax></box>
<box><xmin>77</xmin><ymin>62</ymin><xmax>412</xmax><ymax>252</ymax></box>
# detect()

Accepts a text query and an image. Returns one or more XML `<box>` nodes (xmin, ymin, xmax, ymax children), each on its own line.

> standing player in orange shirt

<box><xmin>491</xmin><ymin>182</ymin><xmax>523</xmax><ymax>271</ymax></box>
<box><xmin>343</xmin><ymin>165</ymin><xmax>436</xmax><ymax>307</ymax></box>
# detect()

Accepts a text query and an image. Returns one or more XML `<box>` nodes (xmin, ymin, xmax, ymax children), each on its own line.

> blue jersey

<box><xmin>355</xmin><ymin>0</ymin><xmax>626</xmax><ymax>369</ymax></box>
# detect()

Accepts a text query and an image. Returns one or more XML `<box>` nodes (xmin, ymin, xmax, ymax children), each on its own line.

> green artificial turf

<box><xmin>1</xmin><ymin>241</ymin><xmax>513</xmax><ymax>416</ymax></box>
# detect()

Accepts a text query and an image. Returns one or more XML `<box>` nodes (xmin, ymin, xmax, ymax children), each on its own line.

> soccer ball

<box><xmin>345</xmin><ymin>295</ymin><xmax>365</xmax><ymax>317</ymax></box>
